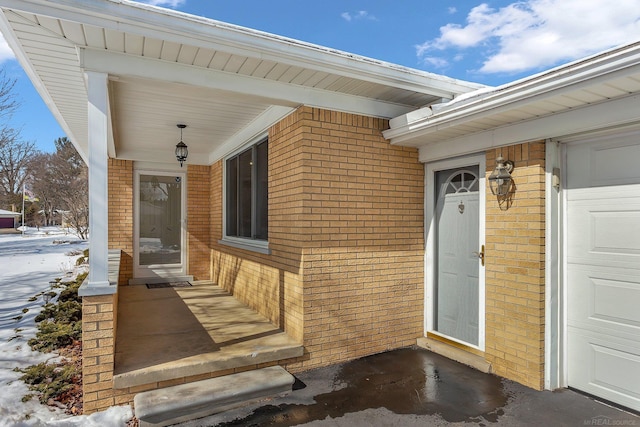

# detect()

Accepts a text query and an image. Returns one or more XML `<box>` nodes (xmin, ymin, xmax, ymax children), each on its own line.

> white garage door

<box><xmin>566</xmin><ymin>132</ymin><xmax>640</xmax><ymax>411</ymax></box>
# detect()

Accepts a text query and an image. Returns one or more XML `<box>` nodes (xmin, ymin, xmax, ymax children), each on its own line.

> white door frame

<box><xmin>425</xmin><ymin>153</ymin><xmax>486</xmax><ymax>351</ymax></box>
<box><xmin>133</xmin><ymin>168</ymin><xmax>188</xmax><ymax>280</ymax></box>
<box><xmin>544</xmin><ymin>138</ymin><xmax>564</xmax><ymax>390</ymax></box>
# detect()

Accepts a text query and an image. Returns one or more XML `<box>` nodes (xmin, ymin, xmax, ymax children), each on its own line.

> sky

<box><xmin>1</xmin><ymin>0</ymin><xmax>639</xmax><ymax>153</ymax></box>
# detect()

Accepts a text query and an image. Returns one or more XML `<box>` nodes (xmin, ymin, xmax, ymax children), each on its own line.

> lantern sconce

<box><xmin>488</xmin><ymin>156</ymin><xmax>514</xmax><ymax>197</ymax></box>
<box><xmin>175</xmin><ymin>124</ymin><xmax>188</xmax><ymax>167</ymax></box>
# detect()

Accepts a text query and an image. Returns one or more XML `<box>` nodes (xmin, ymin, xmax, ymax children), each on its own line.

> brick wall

<box><xmin>209</xmin><ymin>107</ymin><xmax>424</xmax><ymax>371</ymax></box>
<box><xmin>210</xmin><ymin>160</ymin><xmax>285</xmax><ymax>325</ymax></box>
<box><xmin>187</xmin><ymin>165</ymin><xmax>211</xmax><ymax>280</ymax></box>
<box><xmin>209</xmin><ymin>108</ymin><xmax>306</xmax><ymax>340</ymax></box>
<box><xmin>82</xmin><ymin>294</ymin><xmax>131</xmax><ymax>412</ymax></box>
<box><xmin>95</xmin><ymin>116</ymin><xmax>545</xmax><ymax>408</ymax></box>
<box><xmin>291</xmin><ymin>108</ymin><xmax>424</xmax><ymax>370</ymax></box>
<box><xmin>484</xmin><ymin>141</ymin><xmax>546</xmax><ymax>389</ymax></box>
<box><xmin>108</xmin><ymin>159</ymin><xmax>133</xmax><ymax>284</ymax></box>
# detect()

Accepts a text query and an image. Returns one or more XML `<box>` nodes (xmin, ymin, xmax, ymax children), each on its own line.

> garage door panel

<box><xmin>568</xmin><ymin>265</ymin><xmax>640</xmax><ymax>338</ymax></box>
<box><xmin>567</xmin><ymin>133</ymin><xmax>640</xmax><ymax>189</ymax></box>
<box><xmin>569</xmin><ymin>330</ymin><xmax>640</xmax><ymax>409</ymax></box>
<box><xmin>0</xmin><ymin>217</ymin><xmax>14</xmax><ymax>228</ymax></box>
<box><xmin>568</xmin><ymin>200</ymin><xmax>640</xmax><ymax>268</ymax></box>
<box><xmin>566</xmin><ymin>133</ymin><xmax>640</xmax><ymax>412</ymax></box>
<box><xmin>567</xmin><ymin>185</ymin><xmax>640</xmax><ymax>201</ymax></box>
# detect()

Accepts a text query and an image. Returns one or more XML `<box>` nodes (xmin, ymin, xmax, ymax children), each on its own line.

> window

<box><xmin>225</xmin><ymin>138</ymin><xmax>268</xmax><ymax>241</ymax></box>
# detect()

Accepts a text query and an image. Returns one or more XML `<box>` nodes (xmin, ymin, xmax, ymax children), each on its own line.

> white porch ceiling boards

<box><xmin>0</xmin><ymin>0</ymin><xmax>484</xmax><ymax>165</ymax></box>
<box><xmin>385</xmin><ymin>42</ymin><xmax>640</xmax><ymax>162</ymax></box>
<box><xmin>108</xmin><ymin>78</ymin><xmax>275</xmax><ymax>164</ymax></box>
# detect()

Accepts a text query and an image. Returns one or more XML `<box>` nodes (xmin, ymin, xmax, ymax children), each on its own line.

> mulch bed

<box><xmin>52</xmin><ymin>340</ymin><xmax>140</xmax><ymax>425</ymax></box>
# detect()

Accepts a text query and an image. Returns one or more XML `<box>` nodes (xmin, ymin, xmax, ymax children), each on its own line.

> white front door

<box><xmin>566</xmin><ymin>132</ymin><xmax>640</xmax><ymax>411</ymax></box>
<box><xmin>427</xmin><ymin>156</ymin><xmax>485</xmax><ymax>349</ymax></box>
<box><xmin>134</xmin><ymin>171</ymin><xmax>187</xmax><ymax>280</ymax></box>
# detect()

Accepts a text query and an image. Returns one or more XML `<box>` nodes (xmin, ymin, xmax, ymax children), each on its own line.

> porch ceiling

<box><xmin>0</xmin><ymin>0</ymin><xmax>485</xmax><ymax>165</ymax></box>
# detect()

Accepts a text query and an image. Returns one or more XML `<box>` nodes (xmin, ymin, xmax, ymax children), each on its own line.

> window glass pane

<box><xmin>139</xmin><ymin>174</ymin><xmax>181</xmax><ymax>266</ymax></box>
<box><xmin>226</xmin><ymin>157</ymin><xmax>238</xmax><ymax>236</ymax></box>
<box><xmin>238</xmin><ymin>149</ymin><xmax>253</xmax><ymax>238</ymax></box>
<box><xmin>255</xmin><ymin>140</ymin><xmax>268</xmax><ymax>240</ymax></box>
<box><xmin>225</xmin><ymin>139</ymin><xmax>269</xmax><ymax>242</ymax></box>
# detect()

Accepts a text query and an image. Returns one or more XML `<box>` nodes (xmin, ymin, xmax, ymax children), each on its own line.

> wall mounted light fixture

<box><xmin>175</xmin><ymin>124</ymin><xmax>188</xmax><ymax>167</ymax></box>
<box><xmin>488</xmin><ymin>156</ymin><xmax>514</xmax><ymax>197</ymax></box>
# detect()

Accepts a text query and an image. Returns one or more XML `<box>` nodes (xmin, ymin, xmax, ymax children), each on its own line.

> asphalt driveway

<box><xmin>180</xmin><ymin>347</ymin><xmax>639</xmax><ymax>426</ymax></box>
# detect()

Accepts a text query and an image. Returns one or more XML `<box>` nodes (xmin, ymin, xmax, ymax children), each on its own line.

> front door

<box><xmin>134</xmin><ymin>172</ymin><xmax>186</xmax><ymax>280</ymax></box>
<box><xmin>426</xmin><ymin>157</ymin><xmax>484</xmax><ymax>349</ymax></box>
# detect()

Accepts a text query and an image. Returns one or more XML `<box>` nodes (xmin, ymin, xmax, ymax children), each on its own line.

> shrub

<box><xmin>17</xmin><ymin>362</ymin><xmax>78</xmax><ymax>404</ymax></box>
<box><xmin>28</xmin><ymin>320</ymin><xmax>81</xmax><ymax>352</ymax></box>
<box><xmin>21</xmin><ymin>256</ymin><xmax>86</xmax><ymax>408</ymax></box>
<box><xmin>29</xmin><ymin>271</ymin><xmax>85</xmax><ymax>352</ymax></box>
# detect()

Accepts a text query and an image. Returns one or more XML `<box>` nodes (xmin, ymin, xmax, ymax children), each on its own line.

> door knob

<box><xmin>473</xmin><ymin>245</ymin><xmax>485</xmax><ymax>266</ymax></box>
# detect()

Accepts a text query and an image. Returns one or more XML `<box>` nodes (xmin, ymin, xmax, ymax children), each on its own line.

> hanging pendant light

<box><xmin>175</xmin><ymin>124</ymin><xmax>188</xmax><ymax>167</ymax></box>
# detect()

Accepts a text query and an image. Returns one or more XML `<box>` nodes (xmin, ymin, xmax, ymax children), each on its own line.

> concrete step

<box><xmin>417</xmin><ymin>337</ymin><xmax>492</xmax><ymax>373</ymax></box>
<box><xmin>134</xmin><ymin>365</ymin><xmax>295</xmax><ymax>427</ymax></box>
<box><xmin>113</xmin><ymin>340</ymin><xmax>303</xmax><ymax>389</ymax></box>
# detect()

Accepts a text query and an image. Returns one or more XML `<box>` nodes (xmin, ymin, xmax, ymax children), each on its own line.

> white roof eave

<box><xmin>0</xmin><ymin>0</ymin><xmax>484</xmax><ymax>99</ymax></box>
<box><xmin>385</xmin><ymin>41</ymin><xmax>640</xmax><ymax>145</ymax></box>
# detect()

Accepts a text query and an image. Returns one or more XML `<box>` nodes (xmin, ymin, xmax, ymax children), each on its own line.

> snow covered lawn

<box><xmin>0</xmin><ymin>228</ymin><xmax>132</xmax><ymax>426</ymax></box>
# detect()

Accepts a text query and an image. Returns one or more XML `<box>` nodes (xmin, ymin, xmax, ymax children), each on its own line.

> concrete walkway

<box><xmin>179</xmin><ymin>347</ymin><xmax>639</xmax><ymax>426</ymax></box>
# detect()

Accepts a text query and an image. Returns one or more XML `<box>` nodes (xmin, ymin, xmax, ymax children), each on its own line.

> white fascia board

<box><xmin>388</xmin><ymin>106</ymin><xmax>434</xmax><ymax>128</ymax></box>
<box><xmin>387</xmin><ymin>42</ymin><xmax>640</xmax><ymax>143</ymax></box>
<box><xmin>79</xmin><ymin>48</ymin><xmax>413</xmax><ymax>118</ymax></box>
<box><xmin>0</xmin><ymin>0</ymin><xmax>483</xmax><ymax>99</ymax></box>
<box><xmin>416</xmin><ymin>93</ymin><xmax>640</xmax><ymax>163</ymax></box>
<box><xmin>208</xmin><ymin>106</ymin><xmax>294</xmax><ymax>164</ymax></box>
<box><xmin>0</xmin><ymin>8</ymin><xmax>87</xmax><ymax>163</ymax></box>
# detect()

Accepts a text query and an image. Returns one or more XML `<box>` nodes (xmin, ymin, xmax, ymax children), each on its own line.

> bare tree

<box><xmin>0</xmin><ymin>69</ymin><xmax>18</xmax><ymax>119</ymax></box>
<box><xmin>0</xmin><ymin>69</ymin><xmax>38</xmax><ymax>208</ymax></box>
<box><xmin>48</xmin><ymin>137</ymin><xmax>88</xmax><ymax>238</ymax></box>
<box><xmin>30</xmin><ymin>152</ymin><xmax>57</xmax><ymax>226</ymax></box>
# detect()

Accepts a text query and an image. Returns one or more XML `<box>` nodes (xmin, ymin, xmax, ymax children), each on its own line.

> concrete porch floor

<box><xmin>113</xmin><ymin>281</ymin><xmax>303</xmax><ymax>389</ymax></box>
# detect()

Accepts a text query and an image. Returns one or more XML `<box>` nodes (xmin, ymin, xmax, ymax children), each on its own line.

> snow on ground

<box><xmin>0</xmin><ymin>227</ymin><xmax>132</xmax><ymax>427</ymax></box>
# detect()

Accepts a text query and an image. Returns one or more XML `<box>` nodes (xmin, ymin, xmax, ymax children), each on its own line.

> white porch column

<box><xmin>86</xmin><ymin>71</ymin><xmax>110</xmax><ymax>287</ymax></box>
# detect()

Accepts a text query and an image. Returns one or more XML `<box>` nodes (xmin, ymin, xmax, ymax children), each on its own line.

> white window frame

<box><xmin>220</xmin><ymin>133</ymin><xmax>271</xmax><ymax>255</ymax></box>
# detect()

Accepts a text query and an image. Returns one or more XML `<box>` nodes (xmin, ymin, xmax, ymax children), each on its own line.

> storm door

<box><xmin>134</xmin><ymin>172</ymin><xmax>186</xmax><ymax>279</ymax></box>
<box><xmin>433</xmin><ymin>166</ymin><xmax>482</xmax><ymax>346</ymax></box>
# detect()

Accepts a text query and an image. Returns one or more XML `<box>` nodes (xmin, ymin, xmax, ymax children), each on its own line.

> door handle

<box><xmin>473</xmin><ymin>245</ymin><xmax>485</xmax><ymax>266</ymax></box>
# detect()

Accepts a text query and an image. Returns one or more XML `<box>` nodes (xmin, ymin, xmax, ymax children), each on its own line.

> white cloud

<box><xmin>0</xmin><ymin>35</ymin><xmax>15</xmax><ymax>63</ymax></box>
<box><xmin>136</xmin><ymin>0</ymin><xmax>186</xmax><ymax>8</ymax></box>
<box><xmin>341</xmin><ymin>10</ymin><xmax>378</xmax><ymax>22</ymax></box>
<box><xmin>417</xmin><ymin>0</ymin><xmax>640</xmax><ymax>74</ymax></box>
<box><xmin>448</xmin><ymin>7</ymin><xmax>457</xmax><ymax>14</ymax></box>
<box><xmin>423</xmin><ymin>56</ymin><xmax>450</xmax><ymax>69</ymax></box>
